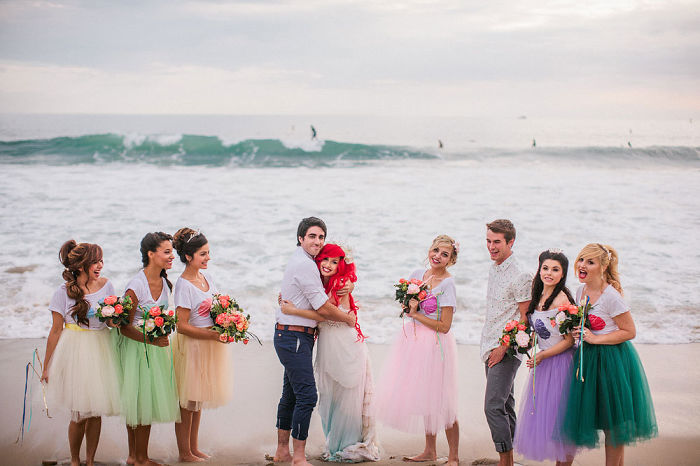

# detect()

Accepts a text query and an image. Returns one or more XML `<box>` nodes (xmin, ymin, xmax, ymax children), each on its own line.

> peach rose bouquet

<box><xmin>210</xmin><ymin>293</ymin><xmax>261</xmax><ymax>344</ymax></box>
<box><xmin>96</xmin><ymin>295</ymin><xmax>133</xmax><ymax>327</ymax></box>
<box><xmin>499</xmin><ymin>319</ymin><xmax>533</xmax><ymax>357</ymax></box>
<box><xmin>394</xmin><ymin>277</ymin><xmax>430</xmax><ymax>317</ymax></box>
<box><xmin>135</xmin><ymin>304</ymin><xmax>177</xmax><ymax>342</ymax></box>
<box><xmin>556</xmin><ymin>301</ymin><xmax>594</xmax><ymax>335</ymax></box>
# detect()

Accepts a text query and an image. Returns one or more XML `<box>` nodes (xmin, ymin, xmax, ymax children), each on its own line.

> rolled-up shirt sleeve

<box><xmin>513</xmin><ymin>271</ymin><xmax>533</xmax><ymax>303</ymax></box>
<box><xmin>296</xmin><ymin>262</ymin><xmax>329</xmax><ymax>310</ymax></box>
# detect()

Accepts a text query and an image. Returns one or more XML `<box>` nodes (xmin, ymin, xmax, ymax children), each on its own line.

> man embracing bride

<box><xmin>274</xmin><ymin>217</ymin><xmax>380</xmax><ymax>465</ymax></box>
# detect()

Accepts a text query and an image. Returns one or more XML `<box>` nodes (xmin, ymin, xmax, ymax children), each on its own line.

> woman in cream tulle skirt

<box><xmin>42</xmin><ymin>240</ymin><xmax>121</xmax><ymax>466</ymax></box>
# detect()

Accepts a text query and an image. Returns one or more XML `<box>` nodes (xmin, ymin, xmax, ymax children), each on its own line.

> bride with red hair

<box><xmin>281</xmin><ymin>243</ymin><xmax>380</xmax><ymax>462</ymax></box>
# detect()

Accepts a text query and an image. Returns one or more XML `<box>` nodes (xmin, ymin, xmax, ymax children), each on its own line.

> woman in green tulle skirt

<box><xmin>115</xmin><ymin>232</ymin><xmax>180</xmax><ymax>466</ymax></box>
<box><xmin>562</xmin><ymin>244</ymin><xmax>657</xmax><ymax>465</ymax></box>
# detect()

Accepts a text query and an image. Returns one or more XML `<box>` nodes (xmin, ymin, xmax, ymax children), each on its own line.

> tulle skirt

<box><xmin>315</xmin><ymin>321</ymin><xmax>380</xmax><ymax>462</ymax></box>
<box><xmin>562</xmin><ymin>341</ymin><xmax>658</xmax><ymax>448</ymax></box>
<box><xmin>46</xmin><ymin>327</ymin><xmax>121</xmax><ymax>421</ymax></box>
<box><xmin>514</xmin><ymin>349</ymin><xmax>577</xmax><ymax>461</ymax></box>
<box><xmin>376</xmin><ymin>321</ymin><xmax>458</xmax><ymax>435</ymax></box>
<box><xmin>172</xmin><ymin>331</ymin><xmax>233</xmax><ymax>411</ymax></box>
<box><xmin>112</xmin><ymin>330</ymin><xmax>181</xmax><ymax>426</ymax></box>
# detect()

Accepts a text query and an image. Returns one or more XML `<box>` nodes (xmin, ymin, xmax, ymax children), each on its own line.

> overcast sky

<box><xmin>0</xmin><ymin>0</ymin><xmax>698</xmax><ymax>117</ymax></box>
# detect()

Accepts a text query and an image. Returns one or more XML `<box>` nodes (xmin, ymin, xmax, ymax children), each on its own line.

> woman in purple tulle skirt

<box><xmin>513</xmin><ymin>249</ymin><xmax>577</xmax><ymax>465</ymax></box>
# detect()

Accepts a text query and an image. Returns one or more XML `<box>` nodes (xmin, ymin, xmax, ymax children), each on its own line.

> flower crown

<box><xmin>452</xmin><ymin>240</ymin><xmax>460</xmax><ymax>254</ymax></box>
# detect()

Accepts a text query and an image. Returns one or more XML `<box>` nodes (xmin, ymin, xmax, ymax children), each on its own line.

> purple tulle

<box><xmin>514</xmin><ymin>349</ymin><xmax>577</xmax><ymax>462</ymax></box>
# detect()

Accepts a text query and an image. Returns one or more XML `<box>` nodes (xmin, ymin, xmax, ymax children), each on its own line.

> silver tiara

<box><xmin>186</xmin><ymin>229</ymin><xmax>202</xmax><ymax>243</ymax></box>
<box><xmin>548</xmin><ymin>248</ymin><xmax>562</xmax><ymax>254</ymax></box>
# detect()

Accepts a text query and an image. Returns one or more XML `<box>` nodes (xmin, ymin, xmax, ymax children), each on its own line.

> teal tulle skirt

<box><xmin>562</xmin><ymin>341</ymin><xmax>657</xmax><ymax>447</ymax></box>
<box><xmin>112</xmin><ymin>330</ymin><xmax>181</xmax><ymax>426</ymax></box>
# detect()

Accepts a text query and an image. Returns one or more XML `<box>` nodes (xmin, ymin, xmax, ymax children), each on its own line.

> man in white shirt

<box><xmin>273</xmin><ymin>217</ymin><xmax>355</xmax><ymax>466</ymax></box>
<box><xmin>481</xmin><ymin>219</ymin><xmax>532</xmax><ymax>466</ymax></box>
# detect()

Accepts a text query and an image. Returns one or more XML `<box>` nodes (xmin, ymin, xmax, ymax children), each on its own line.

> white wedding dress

<box><xmin>315</xmin><ymin>316</ymin><xmax>380</xmax><ymax>462</ymax></box>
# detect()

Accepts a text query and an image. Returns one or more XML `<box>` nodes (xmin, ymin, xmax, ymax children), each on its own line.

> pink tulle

<box><xmin>376</xmin><ymin>321</ymin><xmax>458</xmax><ymax>435</ymax></box>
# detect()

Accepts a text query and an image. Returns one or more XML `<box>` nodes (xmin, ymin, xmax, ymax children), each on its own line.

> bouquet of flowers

<box><xmin>96</xmin><ymin>295</ymin><xmax>133</xmax><ymax>327</ymax></box>
<box><xmin>499</xmin><ymin>320</ymin><xmax>533</xmax><ymax>357</ymax></box>
<box><xmin>556</xmin><ymin>301</ymin><xmax>593</xmax><ymax>335</ymax></box>
<box><xmin>210</xmin><ymin>293</ymin><xmax>260</xmax><ymax>344</ymax></box>
<box><xmin>394</xmin><ymin>278</ymin><xmax>430</xmax><ymax>317</ymax></box>
<box><xmin>135</xmin><ymin>305</ymin><xmax>177</xmax><ymax>342</ymax></box>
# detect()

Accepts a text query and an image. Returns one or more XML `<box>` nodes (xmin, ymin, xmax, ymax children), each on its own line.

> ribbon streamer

<box><xmin>576</xmin><ymin>296</ymin><xmax>590</xmax><ymax>382</ymax></box>
<box><xmin>530</xmin><ymin>332</ymin><xmax>537</xmax><ymax>414</ymax></box>
<box><xmin>16</xmin><ymin>349</ymin><xmax>51</xmax><ymax>445</ymax></box>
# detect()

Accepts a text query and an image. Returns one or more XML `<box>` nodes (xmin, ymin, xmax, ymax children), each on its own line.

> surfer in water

<box><xmin>438</xmin><ymin>139</ymin><xmax>443</xmax><ymax>149</ymax></box>
<box><xmin>311</xmin><ymin>125</ymin><xmax>317</xmax><ymax>140</ymax></box>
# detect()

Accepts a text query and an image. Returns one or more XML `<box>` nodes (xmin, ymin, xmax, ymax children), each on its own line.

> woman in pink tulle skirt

<box><xmin>376</xmin><ymin>235</ymin><xmax>460</xmax><ymax>466</ymax></box>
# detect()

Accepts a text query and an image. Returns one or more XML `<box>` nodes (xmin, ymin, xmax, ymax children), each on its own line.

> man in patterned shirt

<box><xmin>481</xmin><ymin>219</ymin><xmax>532</xmax><ymax>466</ymax></box>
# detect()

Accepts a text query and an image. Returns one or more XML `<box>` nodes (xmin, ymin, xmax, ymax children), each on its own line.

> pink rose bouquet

<box><xmin>499</xmin><ymin>319</ymin><xmax>533</xmax><ymax>357</ymax></box>
<box><xmin>96</xmin><ymin>295</ymin><xmax>133</xmax><ymax>327</ymax></box>
<box><xmin>210</xmin><ymin>293</ymin><xmax>261</xmax><ymax>344</ymax></box>
<box><xmin>394</xmin><ymin>278</ymin><xmax>430</xmax><ymax>317</ymax></box>
<box><xmin>135</xmin><ymin>304</ymin><xmax>177</xmax><ymax>342</ymax></box>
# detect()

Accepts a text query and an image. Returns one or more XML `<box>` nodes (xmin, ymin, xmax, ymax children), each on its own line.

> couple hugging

<box><xmin>273</xmin><ymin>217</ymin><xmax>380</xmax><ymax>465</ymax></box>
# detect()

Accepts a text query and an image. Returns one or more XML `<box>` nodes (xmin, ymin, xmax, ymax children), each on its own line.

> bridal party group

<box><xmin>41</xmin><ymin>217</ymin><xmax>657</xmax><ymax>466</ymax></box>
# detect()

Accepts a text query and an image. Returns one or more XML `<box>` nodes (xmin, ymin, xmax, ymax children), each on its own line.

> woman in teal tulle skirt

<box><xmin>562</xmin><ymin>243</ymin><xmax>657</xmax><ymax>465</ymax></box>
<box><xmin>114</xmin><ymin>232</ymin><xmax>180</xmax><ymax>466</ymax></box>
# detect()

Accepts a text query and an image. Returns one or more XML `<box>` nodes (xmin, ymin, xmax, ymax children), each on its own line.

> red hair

<box><xmin>314</xmin><ymin>244</ymin><xmax>357</xmax><ymax>313</ymax></box>
<box><xmin>315</xmin><ymin>244</ymin><xmax>365</xmax><ymax>341</ymax></box>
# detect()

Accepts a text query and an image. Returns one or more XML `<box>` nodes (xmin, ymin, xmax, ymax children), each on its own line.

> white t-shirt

<box><xmin>124</xmin><ymin>270</ymin><xmax>170</xmax><ymax>324</ymax></box>
<box><xmin>529</xmin><ymin>308</ymin><xmax>567</xmax><ymax>350</ymax></box>
<box><xmin>174</xmin><ymin>271</ymin><xmax>218</xmax><ymax>328</ymax></box>
<box><xmin>49</xmin><ymin>280</ymin><xmax>115</xmax><ymax>330</ymax></box>
<box><xmin>409</xmin><ymin>269</ymin><xmax>457</xmax><ymax>321</ymax></box>
<box><xmin>576</xmin><ymin>284</ymin><xmax>629</xmax><ymax>335</ymax></box>
<box><xmin>277</xmin><ymin>246</ymin><xmax>328</xmax><ymax>328</ymax></box>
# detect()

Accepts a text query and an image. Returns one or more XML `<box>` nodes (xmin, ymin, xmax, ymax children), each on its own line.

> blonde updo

<box><xmin>427</xmin><ymin>234</ymin><xmax>459</xmax><ymax>267</ymax></box>
<box><xmin>575</xmin><ymin>243</ymin><xmax>623</xmax><ymax>295</ymax></box>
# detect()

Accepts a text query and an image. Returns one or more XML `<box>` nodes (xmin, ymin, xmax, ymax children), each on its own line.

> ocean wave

<box><xmin>0</xmin><ymin>133</ymin><xmax>438</xmax><ymax>166</ymax></box>
<box><xmin>0</xmin><ymin>133</ymin><xmax>698</xmax><ymax>166</ymax></box>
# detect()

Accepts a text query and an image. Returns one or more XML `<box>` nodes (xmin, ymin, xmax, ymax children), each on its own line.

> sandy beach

<box><xmin>1</xmin><ymin>338</ymin><xmax>698</xmax><ymax>466</ymax></box>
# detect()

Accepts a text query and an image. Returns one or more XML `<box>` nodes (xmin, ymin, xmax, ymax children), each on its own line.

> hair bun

<box><xmin>173</xmin><ymin>227</ymin><xmax>196</xmax><ymax>251</ymax></box>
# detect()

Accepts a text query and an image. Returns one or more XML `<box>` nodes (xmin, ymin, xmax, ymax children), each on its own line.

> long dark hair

<box><xmin>59</xmin><ymin>240</ymin><xmax>103</xmax><ymax>326</ymax></box>
<box><xmin>528</xmin><ymin>249</ymin><xmax>575</xmax><ymax>315</ymax></box>
<box><xmin>140</xmin><ymin>232</ymin><xmax>173</xmax><ymax>291</ymax></box>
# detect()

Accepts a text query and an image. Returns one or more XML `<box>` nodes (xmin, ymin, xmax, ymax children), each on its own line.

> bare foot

<box><xmin>269</xmin><ymin>450</ymin><xmax>293</xmax><ymax>462</ymax></box>
<box><xmin>134</xmin><ymin>460</ymin><xmax>163</xmax><ymax>466</ymax></box>
<box><xmin>192</xmin><ymin>449</ymin><xmax>210</xmax><ymax>459</ymax></box>
<box><xmin>446</xmin><ymin>459</ymin><xmax>459</xmax><ymax>466</ymax></box>
<box><xmin>126</xmin><ymin>456</ymin><xmax>136</xmax><ymax>465</ymax></box>
<box><xmin>403</xmin><ymin>452</ymin><xmax>438</xmax><ymax>462</ymax></box>
<box><xmin>70</xmin><ymin>459</ymin><xmax>80</xmax><ymax>466</ymax></box>
<box><xmin>291</xmin><ymin>459</ymin><xmax>312</xmax><ymax>466</ymax></box>
<box><xmin>180</xmin><ymin>453</ymin><xmax>205</xmax><ymax>462</ymax></box>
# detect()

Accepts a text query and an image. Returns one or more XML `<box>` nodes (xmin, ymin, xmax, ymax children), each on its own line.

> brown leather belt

<box><xmin>275</xmin><ymin>323</ymin><xmax>317</xmax><ymax>335</ymax></box>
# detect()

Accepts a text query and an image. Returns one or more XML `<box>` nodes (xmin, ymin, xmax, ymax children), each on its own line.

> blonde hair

<box><xmin>575</xmin><ymin>243</ymin><xmax>623</xmax><ymax>295</ymax></box>
<box><xmin>427</xmin><ymin>234</ymin><xmax>458</xmax><ymax>267</ymax></box>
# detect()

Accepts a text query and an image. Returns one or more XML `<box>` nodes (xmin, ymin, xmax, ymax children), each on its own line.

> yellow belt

<box><xmin>65</xmin><ymin>323</ymin><xmax>89</xmax><ymax>332</ymax></box>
